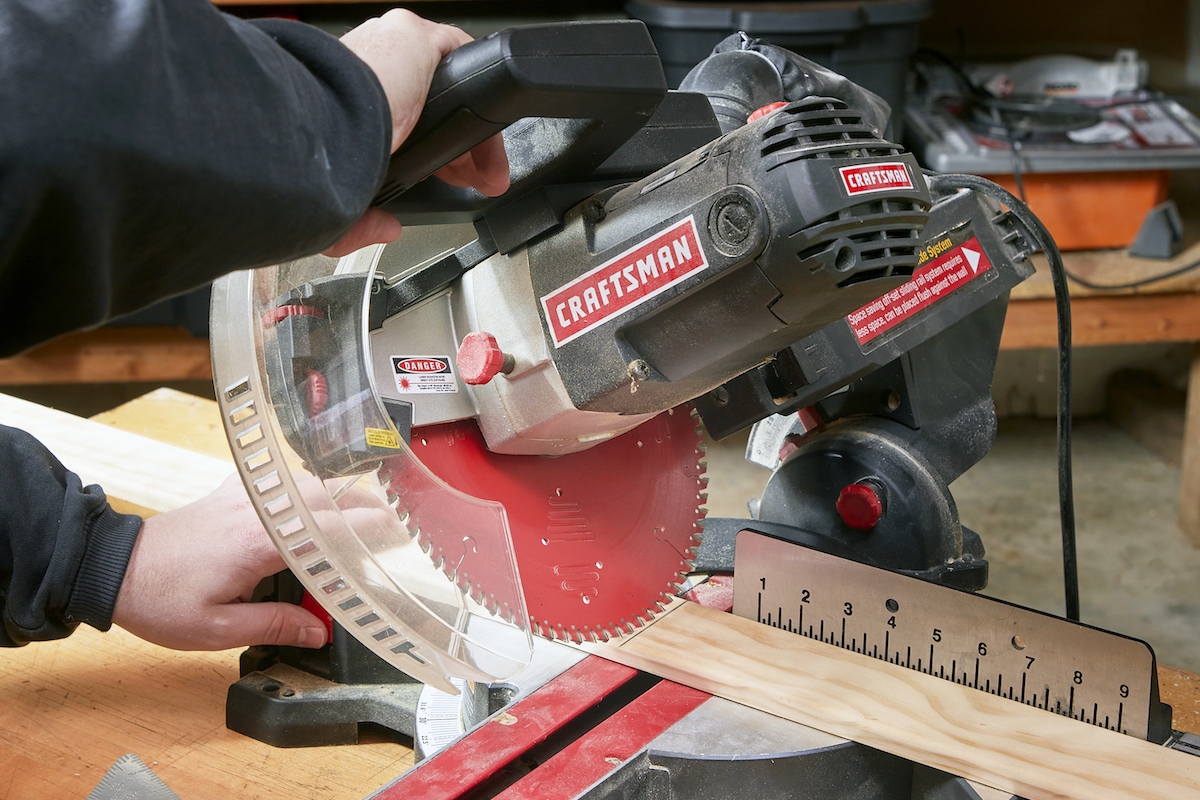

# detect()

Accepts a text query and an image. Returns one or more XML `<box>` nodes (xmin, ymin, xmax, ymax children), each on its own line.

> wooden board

<box><xmin>0</xmin><ymin>327</ymin><xmax>211</xmax><ymax>386</ymax></box>
<box><xmin>587</xmin><ymin>601</ymin><xmax>1200</xmax><ymax>800</ymax></box>
<box><xmin>0</xmin><ymin>391</ymin><xmax>232</xmax><ymax>518</ymax></box>
<box><xmin>0</xmin><ymin>388</ymin><xmax>417</xmax><ymax>800</ymax></box>
<box><xmin>5</xmin><ymin>388</ymin><xmax>1199</xmax><ymax>798</ymax></box>
<box><xmin>1000</xmin><ymin>293</ymin><xmax>1200</xmax><ymax>350</ymax></box>
<box><xmin>90</xmin><ymin>386</ymin><xmax>234</xmax><ymax>463</ymax></box>
<box><xmin>1012</xmin><ymin>248</ymin><xmax>1200</xmax><ymax>302</ymax></box>
<box><xmin>1180</xmin><ymin>343</ymin><xmax>1200</xmax><ymax>546</ymax></box>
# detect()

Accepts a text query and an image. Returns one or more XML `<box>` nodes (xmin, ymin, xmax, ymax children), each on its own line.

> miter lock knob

<box><xmin>836</xmin><ymin>482</ymin><xmax>884</xmax><ymax>530</ymax></box>
<box><xmin>457</xmin><ymin>331</ymin><xmax>515</xmax><ymax>385</ymax></box>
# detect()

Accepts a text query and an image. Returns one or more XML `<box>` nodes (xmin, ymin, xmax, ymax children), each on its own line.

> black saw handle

<box><xmin>372</xmin><ymin>20</ymin><xmax>667</xmax><ymax>222</ymax></box>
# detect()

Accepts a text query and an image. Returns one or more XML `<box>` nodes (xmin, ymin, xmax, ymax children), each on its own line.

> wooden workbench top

<box><xmin>1</xmin><ymin>388</ymin><xmax>1197</xmax><ymax>799</ymax></box>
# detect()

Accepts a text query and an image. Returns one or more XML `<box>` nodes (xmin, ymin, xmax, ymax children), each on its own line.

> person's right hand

<box><xmin>325</xmin><ymin>10</ymin><xmax>510</xmax><ymax>257</ymax></box>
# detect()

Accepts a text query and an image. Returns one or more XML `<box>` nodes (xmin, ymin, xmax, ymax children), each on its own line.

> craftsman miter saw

<box><xmin>210</xmin><ymin>21</ymin><xmax>1041</xmax><ymax>696</ymax></box>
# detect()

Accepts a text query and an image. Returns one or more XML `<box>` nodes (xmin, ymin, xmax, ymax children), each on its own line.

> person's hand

<box><xmin>323</xmin><ymin>10</ymin><xmax>510</xmax><ymax>258</ymax></box>
<box><xmin>112</xmin><ymin>474</ymin><xmax>329</xmax><ymax>651</ymax></box>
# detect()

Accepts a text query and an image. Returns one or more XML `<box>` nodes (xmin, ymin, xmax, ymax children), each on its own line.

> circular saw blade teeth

<box><xmin>395</xmin><ymin>406</ymin><xmax>706</xmax><ymax>643</ymax></box>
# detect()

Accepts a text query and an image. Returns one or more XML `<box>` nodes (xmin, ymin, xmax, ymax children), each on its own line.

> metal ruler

<box><xmin>731</xmin><ymin>530</ymin><xmax>1170</xmax><ymax>743</ymax></box>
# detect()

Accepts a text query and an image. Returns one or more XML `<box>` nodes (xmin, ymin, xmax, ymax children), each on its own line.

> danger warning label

<box><xmin>846</xmin><ymin>236</ymin><xmax>992</xmax><ymax>345</ymax></box>
<box><xmin>540</xmin><ymin>216</ymin><xmax>709</xmax><ymax>348</ymax></box>
<box><xmin>392</xmin><ymin>355</ymin><xmax>458</xmax><ymax>394</ymax></box>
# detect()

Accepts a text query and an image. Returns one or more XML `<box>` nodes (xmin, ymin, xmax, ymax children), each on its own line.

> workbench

<box><xmin>0</xmin><ymin>387</ymin><xmax>1198</xmax><ymax>799</ymax></box>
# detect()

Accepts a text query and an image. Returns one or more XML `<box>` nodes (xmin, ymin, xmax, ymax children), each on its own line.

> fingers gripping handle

<box><xmin>372</xmin><ymin>20</ymin><xmax>668</xmax><ymax>217</ymax></box>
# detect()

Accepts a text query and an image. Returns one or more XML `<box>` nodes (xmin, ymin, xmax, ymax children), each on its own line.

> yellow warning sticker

<box><xmin>365</xmin><ymin>428</ymin><xmax>401</xmax><ymax>449</ymax></box>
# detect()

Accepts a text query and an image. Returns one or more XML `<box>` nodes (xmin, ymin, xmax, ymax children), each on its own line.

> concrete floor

<box><xmin>701</xmin><ymin>416</ymin><xmax>1200</xmax><ymax>676</ymax></box>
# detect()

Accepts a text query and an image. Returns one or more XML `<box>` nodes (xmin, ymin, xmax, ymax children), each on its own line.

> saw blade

<box><xmin>387</xmin><ymin>406</ymin><xmax>707</xmax><ymax>642</ymax></box>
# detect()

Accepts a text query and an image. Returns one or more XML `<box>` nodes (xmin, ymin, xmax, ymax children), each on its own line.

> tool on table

<box><xmin>904</xmin><ymin>49</ymin><xmax>1200</xmax><ymax>252</ymax></box>
<box><xmin>208</xmin><ymin>21</ymin><xmax>1197</xmax><ymax>794</ymax></box>
<box><xmin>87</xmin><ymin>754</ymin><xmax>180</xmax><ymax>800</ymax></box>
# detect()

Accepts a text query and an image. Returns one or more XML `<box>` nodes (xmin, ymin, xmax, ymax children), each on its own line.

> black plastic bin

<box><xmin>625</xmin><ymin>0</ymin><xmax>934</xmax><ymax>137</ymax></box>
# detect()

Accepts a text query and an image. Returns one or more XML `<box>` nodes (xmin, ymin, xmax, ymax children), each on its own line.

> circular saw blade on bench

<box><xmin>394</xmin><ymin>406</ymin><xmax>707</xmax><ymax>643</ymax></box>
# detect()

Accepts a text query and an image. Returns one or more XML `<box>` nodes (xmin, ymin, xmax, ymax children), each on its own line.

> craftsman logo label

<box><xmin>391</xmin><ymin>355</ymin><xmax>458</xmax><ymax>394</ymax></box>
<box><xmin>846</xmin><ymin>236</ymin><xmax>992</xmax><ymax>345</ymax></box>
<box><xmin>839</xmin><ymin>162</ymin><xmax>914</xmax><ymax>196</ymax></box>
<box><xmin>541</xmin><ymin>216</ymin><xmax>709</xmax><ymax>348</ymax></box>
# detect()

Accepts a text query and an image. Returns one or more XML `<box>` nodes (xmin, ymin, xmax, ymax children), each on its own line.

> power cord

<box><xmin>927</xmin><ymin>171</ymin><xmax>1081</xmax><ymax>622</ymax></box>
<box><xmin>1065</xmin><ymin>256</ymin><xmax>1200</xmax><ymax>291</ymax></box>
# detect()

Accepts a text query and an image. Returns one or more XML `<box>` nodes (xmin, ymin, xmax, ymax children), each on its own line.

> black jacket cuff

<box><xmin>65</xmin><ymin>505</ymin><xmax>143</xmax><ymax>632</ymax></box>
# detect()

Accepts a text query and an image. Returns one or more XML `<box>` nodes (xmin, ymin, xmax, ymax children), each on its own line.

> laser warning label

<box><xmin>846</xmin><ymin>236</ymin><xmax>992</xmax><ymax>345</ymax></box>
<box><xmin>392</xmin><ymin>356</ymin><xmax>458</xmax><ymax>394</ymax></box>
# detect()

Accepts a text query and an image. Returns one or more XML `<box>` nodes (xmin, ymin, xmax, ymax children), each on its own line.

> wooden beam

<box><xmin>0</xmin><ymin>392</ymin><xmax>233</xmax><ymax>517</ymax></box>
<box><xmin>587</xmin><ymin>601</ymin><xmax>1200</xmax><ymax>800</ymax></box>
<box><xmin>1001</xmin><ymin>294</ymin><xmax>1200</xmax><ymax>350</ymax></box>
<box><xmin>0</xmin><ymin>327</ymin><xmax>211</xmax><ymax>386</ymax></box>
<box><xmin>1179</xmin><ymin>343</ymin><xmax>1200</xmax><ymax>546</ymax></box>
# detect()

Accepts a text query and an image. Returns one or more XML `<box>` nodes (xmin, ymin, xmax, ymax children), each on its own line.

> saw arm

<box><xmin>212</xmin><ymin>20</ymin><xmax>1044</xmax><ymax>690</ymax></box>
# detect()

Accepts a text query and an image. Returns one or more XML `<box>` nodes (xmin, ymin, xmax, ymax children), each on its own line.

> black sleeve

<box><xmin>0</xmin><ymin>426</ymin><xmax>143</xmax><ymax>646</ymax></box>
<box><xmin>0</xmin><ymin>0</ymin><xmax>392</xmax><ymax>357</ymax></box>
<box><xmin>0</xmin><ymin>0</ymin><xmax>393</xmax><ymax>644</ymax></box>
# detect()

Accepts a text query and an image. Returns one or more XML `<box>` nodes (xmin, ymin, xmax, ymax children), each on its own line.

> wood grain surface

<box><xmin>0</xmin><ymin>389</ymin><xmax>415</xmax><ymax>800</ymax></box>
<box><xmin>3</xmin><ymin>389</ymin><xmax>1198</xmax><ymax>798</ymax></box>
<box><xmin>0</xmin><ymin>626</ymin><xmax>415</xmax><ymax>800</ymax></box>
<box><xmin>588</xmin><ymin>601</ymin><xmax>1200</xmax><ymax>800</ymax></box>
<box><xmin>0</xmin><ymin>391</ymin><xmax>232</xmax><ymax>518</ymax></box>
<box><xmin>0</xmin><ymin>327</ymin><xmax>211</xmax><ymax>385</ymax></box>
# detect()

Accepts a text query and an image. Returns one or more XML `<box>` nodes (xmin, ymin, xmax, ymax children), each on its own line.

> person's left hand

<box><xmin>322</xmin><ymin>9</ymin><xmax>510</xmax><ymax>258</ymax></box>
<box><xmin>111</xmin><ymin>474</ymin><xmax>329</xmax><ymax>651</ymax></box>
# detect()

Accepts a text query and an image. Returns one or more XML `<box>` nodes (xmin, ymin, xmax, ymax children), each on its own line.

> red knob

<box><xmin>836</xmin><ymin>483</ymin><xmax>883</xmax><ymax>530</ymax></box>
<box><xmin>457</xmin><ymin>332</ymin><xmax>512</xmax><ymax>385</ymax></box>
<box><xmin>747</xmin><ymin>101</ymin><xmax>789</xmax><ymax>123</ymax></box>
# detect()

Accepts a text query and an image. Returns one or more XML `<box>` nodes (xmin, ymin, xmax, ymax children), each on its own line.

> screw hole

<box><xmin>835</xmin><ymin>246</ymin><xmax>855</xmax><ymax>271</ymax></box>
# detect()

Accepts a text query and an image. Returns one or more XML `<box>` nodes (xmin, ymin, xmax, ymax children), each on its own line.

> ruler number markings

<box><xmin>733</xmin><ymin>532</ymin><xmax>1156</xmax><ymax>740</ymax></box>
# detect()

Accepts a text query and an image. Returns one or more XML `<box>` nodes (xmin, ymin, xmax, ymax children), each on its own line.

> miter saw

<box><xmin>207</xmin><ymin>20</ymin><xmax>1198</xmax><ymax>787</ymax></box>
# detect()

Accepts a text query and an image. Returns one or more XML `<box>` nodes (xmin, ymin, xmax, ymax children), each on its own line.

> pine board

<box><xmin>587</xmin><ymin>600</ymin><xmax>1200</xmax><ymax>800</ymax></box>
<box><xmin>0</xmin><ymin>390</ymin><xmax>232</xmax><ymax>516</ymax></box>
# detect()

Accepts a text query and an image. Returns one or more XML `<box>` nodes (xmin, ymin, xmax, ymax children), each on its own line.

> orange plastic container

<box><xmin>984</xmin><ymin>170</ymin><xmax>1169</xmax><ymax>251</ymax></box>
